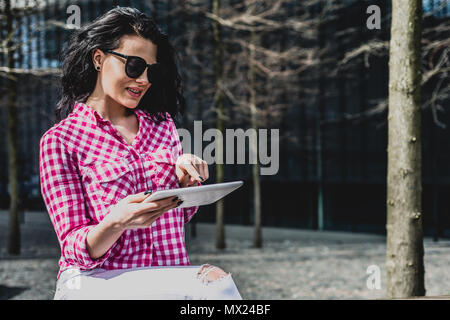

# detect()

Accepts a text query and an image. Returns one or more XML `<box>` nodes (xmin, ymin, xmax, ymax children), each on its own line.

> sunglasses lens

<box><xmin>126</xmin><ymin>57</ymin><xmax>147</xmax><ymax>78</ymax></box>
<box><xmin>147</xmin><ymin>63</ymin><xmax>161</xmax><ymax>83</ymax></box>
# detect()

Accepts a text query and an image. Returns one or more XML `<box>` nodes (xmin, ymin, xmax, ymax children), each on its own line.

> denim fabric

<box><xmin>53</xmin><ymin>265</ymin><xmax>243</xmax><ymax>300</ymax></box>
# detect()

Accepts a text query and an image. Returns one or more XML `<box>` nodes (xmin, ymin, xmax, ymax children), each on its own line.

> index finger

<box><xmin>179</xmin><ymin>161</ymin><xmax>202</xmax><ymax>183</ymax></box>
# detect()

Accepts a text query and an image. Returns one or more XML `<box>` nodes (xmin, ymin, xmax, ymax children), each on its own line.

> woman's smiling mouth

<box><xmin>126</xmin><ymin>87</ymin><xmax>143</xmax><ymax>98</ymax></box>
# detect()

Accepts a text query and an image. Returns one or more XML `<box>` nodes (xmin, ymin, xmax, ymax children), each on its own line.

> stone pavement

<box><xmin>0</xmin><ymin>210</ymin><xmax>449</xmax><ymax>299</ymax></box>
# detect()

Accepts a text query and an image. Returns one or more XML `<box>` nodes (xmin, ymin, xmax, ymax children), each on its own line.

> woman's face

<box><xmin>92</xmin><ymin>34</ymin><xmax>157</xmax><ymax>109</ymax></box>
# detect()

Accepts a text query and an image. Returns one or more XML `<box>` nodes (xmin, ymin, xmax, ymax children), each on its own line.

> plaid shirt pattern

<box><xmin>39</xmin><ymin>102</ymin><xmax>199</xmax><ymax>278</ymax></box>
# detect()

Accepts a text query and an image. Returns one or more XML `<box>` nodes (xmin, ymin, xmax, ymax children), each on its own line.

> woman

<box><xmin>39</xmin><ymin>6</ymin><xmax>242</xmax><ymax>300</ymax></box>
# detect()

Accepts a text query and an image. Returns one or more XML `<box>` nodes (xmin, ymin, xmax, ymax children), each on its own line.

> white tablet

<box><xmin>142</xmin><ymin>181</ymin><xmax>244</xmax><ymax>208</ymax></box>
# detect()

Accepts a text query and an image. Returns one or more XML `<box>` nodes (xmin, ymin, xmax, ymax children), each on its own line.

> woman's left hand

<box><xmin>175</xmin><ymin>154</ymin><xmax>209</xmax><ymax>188</ymax></box>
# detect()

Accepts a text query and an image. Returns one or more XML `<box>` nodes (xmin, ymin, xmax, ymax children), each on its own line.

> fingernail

<box><xmin>144</xmin><ymin>190</ymin><xmax>152</xmax><ymax>195</ymax></box>
<box><xmin>172</xmin><ymin>196</ymin><xmax>179</xmax><ymax>202</ymax></box>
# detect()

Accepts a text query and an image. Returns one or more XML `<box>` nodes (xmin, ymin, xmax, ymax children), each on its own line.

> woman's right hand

<box><xmin>103</xmin><ymin>191</ymin><xmax>181</xmax><ymax>231</ymax></box>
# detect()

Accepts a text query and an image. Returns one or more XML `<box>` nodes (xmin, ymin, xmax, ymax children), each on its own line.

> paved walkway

<box><xmin>0</xmin><ymin>210</ymin><xmax>449</xmax><ymax>299</ymax></box>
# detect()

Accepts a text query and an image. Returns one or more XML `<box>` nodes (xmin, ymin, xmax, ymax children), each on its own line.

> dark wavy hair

<box><xmin>55</xmin><ymin>6</ymin><xmax>186</xmax><ymax>124</ymax></box>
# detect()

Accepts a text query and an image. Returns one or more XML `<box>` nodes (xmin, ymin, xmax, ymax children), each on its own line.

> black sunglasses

<box><xmin>106</xmin><ymin>50</ymin><xmax>161</xmax><ymax>82</ymax></box>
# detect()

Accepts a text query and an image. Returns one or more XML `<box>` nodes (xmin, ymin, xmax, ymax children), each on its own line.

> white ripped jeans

<box><xmin>53</xmin><ymin>264</ymin><xmax>243</xmax><ymax>300</ymax></box>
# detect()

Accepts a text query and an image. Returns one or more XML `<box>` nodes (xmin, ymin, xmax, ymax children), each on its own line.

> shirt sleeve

<box><xmin>166</xmin><ymin>113</ymin><xmax>200</xmax><ymax>224</ymax></box>
<box><xmin>39</xmin><ymin>132</ymin><xmax>115</xmax><ymax>270</ymax></box>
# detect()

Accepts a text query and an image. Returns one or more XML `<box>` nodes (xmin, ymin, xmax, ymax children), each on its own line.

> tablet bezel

<box><xmin>141</xmin><ymin>181</ymin><xmax>244</xmax><ymax>208</ymax></box>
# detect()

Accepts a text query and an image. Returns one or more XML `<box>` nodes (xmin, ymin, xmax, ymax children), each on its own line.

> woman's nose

<box><xmin>136</xmin><ymin>68</ymin><xmax>150</xmax><ymax>84</ymax></box>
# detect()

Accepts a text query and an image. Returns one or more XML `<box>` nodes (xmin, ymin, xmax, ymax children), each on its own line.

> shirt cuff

<box><xmin>64</xmin><ymin>225</ymin><xmax>117</xmax><ymax>270</ymax></box>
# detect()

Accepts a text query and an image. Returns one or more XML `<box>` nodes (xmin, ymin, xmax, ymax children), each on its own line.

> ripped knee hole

<box><xmin>197</xmin><ymin>264</ymin><xmax>230</xmax><ymax>284</ymax></box>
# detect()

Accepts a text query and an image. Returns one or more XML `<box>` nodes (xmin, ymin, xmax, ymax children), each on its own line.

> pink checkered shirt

<box><xmin>39</xmin><ymin>102</ymin><xmax>199</xmax><ymax>279</ymax></box>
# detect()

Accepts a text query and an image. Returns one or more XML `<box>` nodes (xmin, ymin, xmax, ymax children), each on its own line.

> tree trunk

<box><xmin>316</xmin><ymin>0</ymin><xmax>325</xmax><ymax>231</ymax></box>
<box><xmin>249</xmin><ymin>29</ymin><xmax>262</xmax><ymax>248</ymax></box>
<box><xmin>386</xmin><ymin>0</ymin><xmax>425</xmax><ymax>298</ymax></box>
<box><xmin>212</xmin><ymin>0</ymin><xmax>226</xmax><ymax>249</ymax></box>
<box><xmin>5</xmin><ymin>0</ymin><xmax>21</xmax><ymax>255</ymax></box>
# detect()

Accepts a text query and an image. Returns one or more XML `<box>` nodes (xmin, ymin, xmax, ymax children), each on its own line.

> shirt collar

<box><xmin>73</xmin><ymin>101</ymin><xmax>152</xmax><ymax>125</ymax></box>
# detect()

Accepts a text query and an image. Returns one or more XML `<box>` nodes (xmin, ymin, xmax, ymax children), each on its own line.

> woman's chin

<box><xmin>120</xmin><ymin>96</ymin><xmax>140</xmax><ymax>108</ymax></box>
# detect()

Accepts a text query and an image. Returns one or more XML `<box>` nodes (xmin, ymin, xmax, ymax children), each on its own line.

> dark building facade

<box><xmin>0</xmin><ymin>0</ymin><xmax>449</xmax><ymax>238</ymax></box>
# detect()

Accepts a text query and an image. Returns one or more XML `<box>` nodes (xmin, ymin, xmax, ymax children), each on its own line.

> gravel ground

<box><xmin>1</xmin><ymin>210</ymin><xmax>449</xmax><ymax>300</ymax></box>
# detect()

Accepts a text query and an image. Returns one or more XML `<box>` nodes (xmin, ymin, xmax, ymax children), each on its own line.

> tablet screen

<box><xmin>142</xmin><ymin>181</ymin><xmax>243</xmax><ymax>208</ymax></box>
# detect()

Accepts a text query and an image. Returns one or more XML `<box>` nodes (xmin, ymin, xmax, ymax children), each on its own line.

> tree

<box><xmin>1</xmin><ymin>0</ymin><xmax>77</xmax><ymax>255</ymax></box>
<box><xmin>249</xmin><ymin>22</ymin><xmax>262</xmax><ymax>248</ymax></box>
<box><xmin>211</xmin><ymin>0</ymin><xmax>226</xmax><ymax>249</ymax></box>
<box><xmin>202</xmin><ymin>0</ymin><xmax>322</xmax><ymax>247</ymax></box>
<box><xmin>386</xmin><ymin>0</ymin><xmax>425</xmax><ymax>298</ymax></box>
<box><xmin>4</xmin><ymin>0</ymin><xmax>20</xmax><ymax>255</ymax></box>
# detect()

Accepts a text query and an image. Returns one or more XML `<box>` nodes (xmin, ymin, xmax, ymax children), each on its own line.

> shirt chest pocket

<box><xmin>87</xmin><ymin>160</ymin><xmax>135</xmax><ymax>206</ymax></box>
<box><xmin>143</xmin><ymin>148</ymin><xmax>177</xmax><ymax>189</ymax></box>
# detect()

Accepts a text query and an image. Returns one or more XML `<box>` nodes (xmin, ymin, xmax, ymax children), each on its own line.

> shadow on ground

<box><xmin>0</xmin><ymin>285</ymin><xmax>29</xmax><ymax>300</ymax></box>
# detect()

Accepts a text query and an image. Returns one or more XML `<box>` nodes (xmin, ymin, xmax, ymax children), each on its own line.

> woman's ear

<box><xmin>92</xmin><ymin>49</ymin><xmax>104</xmax><ymax>70</ymax></box>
